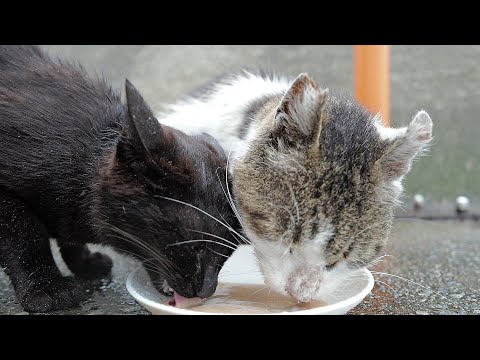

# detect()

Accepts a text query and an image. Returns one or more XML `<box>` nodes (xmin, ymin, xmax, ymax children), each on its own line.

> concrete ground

<box><xmin>0</xmin><ymin>46</ymin><xmax>478</xmax><ymax>315</ymax></box>
<box><xmin>1</xmin><ymin>218</ymin><xmax>478</xmax><ymax>315</ymax></box>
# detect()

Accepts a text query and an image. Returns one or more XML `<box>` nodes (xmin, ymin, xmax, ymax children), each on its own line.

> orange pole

<box><xmin>354</xmin><ymin>45</ymin><xmax>390</xmax><ymax>126</ymax></box>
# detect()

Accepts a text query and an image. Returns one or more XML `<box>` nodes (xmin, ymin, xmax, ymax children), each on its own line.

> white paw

<box><xmin>162</xmin><ymin>280</ymin><xmax>173</xmax><ymax>295</ymax></box>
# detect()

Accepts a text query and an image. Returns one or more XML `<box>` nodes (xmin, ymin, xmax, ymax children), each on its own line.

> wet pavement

<box><xmin>1</xmin><ymin>218</ymin><xmax>478</xmax><ymax>315</ymax></box>
<box><xmin>350</xmin><ymin>219</ymin><xmax>480</xmax><ymax>315</ymax></box>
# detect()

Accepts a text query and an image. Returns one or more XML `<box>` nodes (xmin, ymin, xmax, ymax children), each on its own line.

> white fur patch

<box><xmin>231</xmin><ymin>119</ymin><xmax>262</xmax><ymax>171</ymax></box>
<box><xmin>252</xmin><ymin>235</ymin><xmax>361</xmax><ymax>302</ymax></box>
<box><xmin>311</xmin><ymin>223</ymin><xmax>335</xmax><ymax>247</ymax></box>
<box><xmin>162</xmin><ymin>280</ymin><xmax>173</xmax><ymax>294</ymax></box>
<box><xmin>243</xmin><ymin>217</ymin><xmax>340</xmax><ymax>302</ymax></box>
<box><xmin>155</xmin><ymin>72</ymin><xmax>290</xmax><ymax>158</ymax></box>
<box><xmin>373</xmin><ymin>115</ymin><xmax>407</xmax><ymax>141</ymax></box>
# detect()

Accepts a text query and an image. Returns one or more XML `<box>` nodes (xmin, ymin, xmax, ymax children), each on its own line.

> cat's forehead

<box><xmin>251</xmin><ymin>95</ymin><xmax>389</xmax><ymax>173</ymax></box>
<box><xmin>321</xmin><ymin>98</ymin><xmax>389</xmax><ymax>166</ymax></box>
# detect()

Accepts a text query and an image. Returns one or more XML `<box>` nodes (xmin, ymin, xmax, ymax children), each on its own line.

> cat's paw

<box><xmin>70</xmin><ymin>252</ymin><xmax>113</xmax><ymax>280</ymax></box>
<box><xmin>20</xmin><ymin>277</ymin><xmax>87</xmax><ymax>313</ymax></box>
<box><xmin>160</xmin><ymin>280</ymin><xmax>174</xmax><ymax>297</ymax></box>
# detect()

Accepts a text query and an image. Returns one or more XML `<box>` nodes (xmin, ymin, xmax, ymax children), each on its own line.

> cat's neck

<box><xmin>156</xmin><ymin>73</ymin><xmax>288</xmax><ymax>157</ymax></box>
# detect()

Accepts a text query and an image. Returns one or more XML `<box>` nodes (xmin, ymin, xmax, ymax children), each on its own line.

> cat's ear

<box><xmin>379</xmin><ymin>110</ymin><xmax>433</xmax><ymax>181</ymax></box>
<box><xmin>273</xmin><ymin>73</ymin><xmax>328</xmax><ymax>146</ymax></box>
<box><xmin>121</xmin><ymin>79</ymin><xmax>174</xmax><ymax>160</ymax></box>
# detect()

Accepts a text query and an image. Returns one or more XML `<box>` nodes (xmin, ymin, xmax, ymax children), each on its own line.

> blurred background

<box><xmin>42</xmin><ymin>45</ymin><xmax>480</xmax><ymax>209</ymax></box>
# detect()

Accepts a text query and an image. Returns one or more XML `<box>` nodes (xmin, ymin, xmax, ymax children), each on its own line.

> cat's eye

<box><xmin>325</xmin><ymin>261</ymin><xmax>338</xmax><ymax>271</ymax></box>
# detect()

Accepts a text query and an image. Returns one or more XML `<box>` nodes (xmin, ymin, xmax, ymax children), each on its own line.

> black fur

<box><xmin>0</xmin><ymin>45</ymin><xmax>240</xmax><ymax>313</ymax></box>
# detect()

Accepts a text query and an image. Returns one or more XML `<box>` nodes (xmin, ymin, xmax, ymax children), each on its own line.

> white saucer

<box><xmin>126</xmin><ymin>245</ymin><xmax>374</xmax><ymax>315</ymax></box>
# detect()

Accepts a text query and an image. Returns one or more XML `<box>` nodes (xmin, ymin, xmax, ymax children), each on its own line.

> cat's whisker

<box><xmin>137</xmin><ymin>257</ymin><xmax>171</xmax><ymax>276</ymax></box>
<box><xmin>167</xmin><ymin>239</ymin><xmax>237</xmax><ymax>252</ymax></box>
<box><xmin>143</xmin><ymin>265</ymin><xmax>169</xmax><ymax>278</ymax></box>
<box><xmin>108</xmin><ymin>233</ymin><xmax>175</xmax><ymax>277</ymax></box>
<box><xmin>217</xmin><ymin>183</ymin><xmax>238</xmax><ymax>228</ymax></box>
<box><xmin>157</xmin><ymin>196</ymin><xmax>250</xmax><ymax>245</ymax></box>
<box><xmin>220</xmin><ymin>147</ymin><xmax>242</xmax><ymax>218</ymax></box>
<box><xmin>340</xmin><ymin>273</ymin><xmax>366</xmax><ymax>281</ymax></box>
<box><xmin>186</xmin><ymin>228</ymin><xmax>238</xmax><ymax>249</ymax></box>
<box><xmin>109</xmin><ymin>232</ymin><xmax>169</xmax><ymax>268</ymax></box>
<box><xmin>215</xmin><ymin>168</ymin><xmax>241</xmax><ymax>224</ymax></box>
<box><xmin>206</xmin><ymin>246</ymin><xmax>230</xmax><ymax>258</ymax></box>
<box><xmin>224</xmin><ymin>147</ymin><xmax>252</xmax><ymax>246</ymax></box>
<box><xmin>370</xmin><ymin>271</ymin><xmax>449</xmax><ymax>301</ymax></box>
<box><xmin>114</xmin><ymin>248</ymin><xmax>164</xmax><ymax>272</ymax></box>
<box><xmin>353</xmin><ymin>221</ymin><xmax>386</xmax><ymax>238</ymax></box>
<box><xmin>109</xmin><ymin>245</ymin><xmax>156</xmax><ymax>265</ymax></box>
<box><xmin>367</xmin><ymin>254</ymin><xmax>394</xmax><ymax>268</ymax></box>
<box><xmin>267</xmin><ymin>286</ymin><xmax>273</xmax><ymax>305</ymax></box>
<box><xmin>225</xmin><ymin>145</ymin><xmax>240</xmax><ymax>217</ymax></box>
<box><xmin>248</xmin><ymin>285</ymin><xmax>269</xmax><ymax>299</ymax></box>
<box><xmin>253</xmin><ymin>255</ymin><xmax>270</xmax><ymax>270</ymax></box>
<box><xmin>24</xmin><ymin>268</ymin><xmax>41</xmax><ymax>283</ymax></box>
<box><xmin>281</xmin><ymin>238</ymin><xmax>295</xmax><ymax>259</ymax></box>
<box><xmin>97</xmin><ymin>219</ymin><xmax>177</xmax><ymax>276</ymax></box>
<box><xmin>248</xmin><ymin>242</ymin><xmax>275</xmax><ymax>262</ymax></box>
<box><xmin>368</xmin><ymin>259</ymin><xmax>388</xmax><ymax>267</ymax></box>
<box><xmin>217</xmin><ymin>211</ymin><xmax>248</xmax><ymax>246</ymax></box>
<box><xmin>162</xmin><ymin>192</ymin><xmax>280</xmax><ymax>263</ymax></box>
<box><xmin>215</xmin><ymin>169</ymin><xmax>243</xmax><ymax>230</ymax></box>
<box><xmin>106</xmin><ymin>231</ymin><xmax>170</xmax><ymax>269</ymax></box>
<box><xmin>373</xmin><ymin>279</ymin><xmax>396</xmax><ymax>293</ymax></box>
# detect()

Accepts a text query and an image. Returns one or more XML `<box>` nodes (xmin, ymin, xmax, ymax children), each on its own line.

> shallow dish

<box><xmin>126</xmin><ymin>245</ymin><xmax>374</xmax><ymax>315</ymax></box>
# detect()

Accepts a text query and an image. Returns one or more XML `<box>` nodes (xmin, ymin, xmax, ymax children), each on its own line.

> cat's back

<box><xmin>0</xmin><ymin>45</ymin><xmax>122</xmax><ymax>134</ymax></box>
<box><xmin>0</xmin><ymin>45</ymin><xmax>123</xmax><ymax>189</ymax></box>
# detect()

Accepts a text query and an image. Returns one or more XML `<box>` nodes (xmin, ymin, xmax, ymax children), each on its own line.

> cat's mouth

<box><xmin>168</xmin><ymin>292</ymin><xmax>204</xmax><ymax>308</ymax></box>
<box><xmin>162</xmin><ymin>280</ymin><xmax>204</xmax><ymax>308</ymax></box>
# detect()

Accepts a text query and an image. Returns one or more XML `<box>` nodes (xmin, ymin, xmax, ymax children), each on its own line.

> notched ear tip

<box><xmin>292</xmin><ymin>72</ymin><xmax>318</xmax><ymax>90</ymax></box>
<box><xmin>297</xmin><ymin>72</ymin><xmax>310</xmax><ymax>79</ymax></box>
<box><xmin>318</xmin><ymin>87</ymin><xmax>329</xmax><ymax>104</ymax></box>
<box><xmin>409</xmin><ymin>110</ymin><xmax>433</xmax><ymax>142</ymax></box>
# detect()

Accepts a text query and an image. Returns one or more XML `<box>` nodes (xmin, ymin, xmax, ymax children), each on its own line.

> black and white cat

<box><xmin>157</xmin><ymin>71</ymin><xmax>433</xmax><ymax>302</ymax></box>
<box><xmin>0</xmin><ymin>45</ymin><xmax>240</xmax><ymax>313</ymax></box>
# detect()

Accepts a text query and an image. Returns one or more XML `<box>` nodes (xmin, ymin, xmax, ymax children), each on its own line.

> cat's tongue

<box><xmin>169</xmin><ymin>292</ymin><xmax>203</xmax><ymax>309</ymax></box>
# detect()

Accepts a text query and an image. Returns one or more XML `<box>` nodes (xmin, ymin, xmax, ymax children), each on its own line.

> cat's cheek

<box><xmin>253</xmin><ymin>248</ymin><xmax>290</xmax><ymax>296</ymax></box>
<box><xmin>315</xmin><ymin>265</ymin><xmax>357</xmax><ymax>299</ymax></box>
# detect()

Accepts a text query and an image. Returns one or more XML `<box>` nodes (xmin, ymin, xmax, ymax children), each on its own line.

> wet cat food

<box><xmin>168</xmin><ymin>283</ymin><xmax>327</xmax><ymax>314</ymax></box>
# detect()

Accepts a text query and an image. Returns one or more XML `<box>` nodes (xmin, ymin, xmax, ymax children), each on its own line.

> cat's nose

<box><xmin>195</xmin><ymin>264</ymin><xmax>219</xmax><ymax>298</ymax></box>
